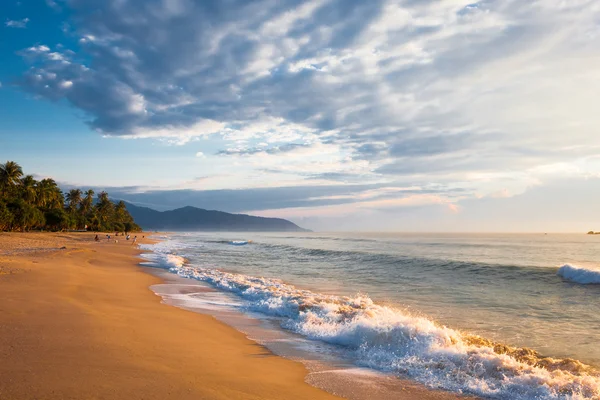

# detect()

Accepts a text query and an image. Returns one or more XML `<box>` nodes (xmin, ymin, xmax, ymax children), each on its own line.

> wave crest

<box><xmin>139</xmin><ymin>241</ymin><xmax>187</xmax><ymax>269</ymax></box>
<box><xmin>557</xmin><ymin>264</ymin><xmax>600</xmax><ymax>284</ymax></box>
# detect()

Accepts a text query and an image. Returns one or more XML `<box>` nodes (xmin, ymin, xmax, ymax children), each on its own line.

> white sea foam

<box><xmin>557</xmin><ymin>264</ymin><xmax>600</xmax><ymax>284</ymax></box>
<box><xmin>165</xmin><ymin>264</ymin><xmax>600</xmax><ymax>399</ymax></box>
<box><xmin>139</xmin><ymin>240</ymin><xmax>186</xmax><ymax>269</ymax></box>
<box><xmin>141</xmin><ymin>253</ymin><xmax>185</xmax><ymax>269</ymax></box>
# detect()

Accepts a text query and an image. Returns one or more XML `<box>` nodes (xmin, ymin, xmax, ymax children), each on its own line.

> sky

<box><xmin>1</xmin><ymin>0</ymin><xmax>600</xmax><ymax>232</ymax></box>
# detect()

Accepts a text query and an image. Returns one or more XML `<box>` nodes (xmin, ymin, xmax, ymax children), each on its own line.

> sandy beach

<box><xmin>0</xmin><ymin>232</ymin><xmax>464</xmax><ymax>400</ymax></box>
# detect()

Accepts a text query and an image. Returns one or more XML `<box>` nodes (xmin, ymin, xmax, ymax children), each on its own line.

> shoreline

<box><xmin>143</xmin><ymin>265</ymin><xmax>473</xmax><ymax>400</ymax></box>
<box><xmin>0</xmin><ymin>232</ymin><xmax>465</xmax><ymax>400</ymax></box>
<box><xmin>0</xmin><ymin>232</ymin><xmax>339</xmax><ymax>399</ymax></box>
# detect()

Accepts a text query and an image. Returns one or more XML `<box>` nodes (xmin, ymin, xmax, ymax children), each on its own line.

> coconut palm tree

<box><xmin>95</xmin><ymin>191</ymin><xmax>117</xmax><ymax>231</ymax></box>
<box><xmin>114</xmin><ymin>200</ymin><xmax>128</xmax><ymax>221</ymax></box>
<box><xmin>66</xmin><ymin>189</ymin><xmax>82</xmax><ymax>213</ymax></box>
<box><xmin>36</xmin><ymin>178</ymin><xmax>63</xmax><ymax>209</ymax></box>
<box><xmin>97</xmin><ymin>191</ymin><xmax>109</xmax><ymax>203</ymax></box>
<box><xmin>21</xmin><ymin>175</ymin><xmax>38</xmax><ymax>205</ymax></box>
<box><xmin>65</xmin><ymin>188</ymin><xmax>84</xmax><ymax>229</ymax></box>
<box><xmin>80</xmin><ymin>189</ymin><xmax>95</xmax><ymax>214</ymax></box>
<box><xmin>0</xmin><ymin>161</ymin><xmax>23</xmax><ymax>199</ymax></box>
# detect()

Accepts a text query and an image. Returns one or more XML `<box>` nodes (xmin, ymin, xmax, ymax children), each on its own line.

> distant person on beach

<box><xmin>131</xmin><ymin>236</ymin><xmax>137</xmax><ymax>246</ymax></box>
<box><xmin>94</xmin><ymin>234</ymin><xmax>99</xmax><ymax>242</ymax></box>
<box><xmin>126</xmin><ymin>234</ymin><xmax>130</xmax><ymax>240</ymax></box>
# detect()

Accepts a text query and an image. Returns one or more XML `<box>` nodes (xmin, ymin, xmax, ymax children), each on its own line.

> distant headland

<box><xmin>123</xmin><ymin>202</ymin><xmax>310</xmax><ymax>232</ymax></box>
<box><xmin>587</xmin><ymin>231</ymin><xmax>600</xmax><ymax>235</ymax></box>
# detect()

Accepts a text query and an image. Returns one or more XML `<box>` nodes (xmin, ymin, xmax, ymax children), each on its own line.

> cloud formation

<box><xmin>14</xmin><ymin>0</ymin><xmax>600</xmax><ymax>220</ymax></box>
<box><xmin>84</xmin><ymin>181</ymin><xmax>468</xmax><ymax>214</ymax></box>
<box><xmin>70</xmin><ymin>176</ymin><xmax>600</xmax><ymax>232</ymax></box>
<box><xmin>5</xmin><ymin>17</ymin><xmax>29</xmax><ymax>28</ymax></box>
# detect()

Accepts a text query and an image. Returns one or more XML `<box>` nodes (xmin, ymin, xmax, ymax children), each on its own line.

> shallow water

<box><xmin>141</xmin><ymin>232</ymin><xmax>600</xmax><ymax>399</ymax></box>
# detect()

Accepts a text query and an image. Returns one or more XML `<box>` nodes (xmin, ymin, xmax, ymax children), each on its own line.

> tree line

<box><xmin>0</xmin><ymin>161</ymin><xmax>141</xmax><ymax>232</ymax></box>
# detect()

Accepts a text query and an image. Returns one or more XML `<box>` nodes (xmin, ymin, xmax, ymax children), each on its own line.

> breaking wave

<box><xmin>139</xmin><ymin>241</ymin><xmax>187</xmax><ymax>269</ymax></box>
<box><xmin>140</xmin><ymin>252</ymin><xmax>186</xmax><ymax>269</ymax></box>
<box><xmin>166</xmin><ymin>263</ymin><xmax>600</xmax><ymax>399</ymax></box>
<box><xmin>557</xmin><ymin>264</ymin><xmax>600</xmax><ymax>285</ymax></box>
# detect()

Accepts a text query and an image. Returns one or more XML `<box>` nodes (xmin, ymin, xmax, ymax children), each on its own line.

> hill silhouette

<box><xmin>124</xmin><ymin>202</ymin><xmax>309</xmax><ymax>232</ymax></box>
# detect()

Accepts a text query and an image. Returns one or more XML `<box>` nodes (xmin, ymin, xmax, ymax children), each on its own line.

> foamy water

<box><xmin>140</xmin><ymin>232</ymin><xmax>600</xmax><ymax>399</ymax></box>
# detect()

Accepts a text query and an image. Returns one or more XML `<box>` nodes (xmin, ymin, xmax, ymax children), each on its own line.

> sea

<box><xmin>139</xmin><ymin>232</ymin><xmax>600</xmax><ymax>399</ymax></box>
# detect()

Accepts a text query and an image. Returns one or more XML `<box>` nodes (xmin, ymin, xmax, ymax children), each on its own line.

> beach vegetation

<box><xmin>0</xmin><ymin>161</ymin><xmax>141</xmax><ymax>232</ymax></box>
<box><xmin>0</xmin><ymin>160</ymin><xmax>24</xmax><ymax>199</ymax></box>
<box><xmin>0</xmin><ymin>201</ymin><xmax>12</xmax><ymax>231</ymax></box>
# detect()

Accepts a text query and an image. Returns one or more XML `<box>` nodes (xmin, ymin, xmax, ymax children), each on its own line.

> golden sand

<box><xmin>0</xmin><ymin>232</ymin><xmax>464</xmax><ymax>399</ymax></box>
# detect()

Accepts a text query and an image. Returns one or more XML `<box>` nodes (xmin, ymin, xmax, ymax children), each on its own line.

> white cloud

<box><xmin>46</xmin><ymin>52</ymin><xmax>67</xmax><ymax>61</ymax></box>
<box><xmin>79</xmin><ymin>35</ymin><xmax>96</xmax><ymax>44</ymax></box>
<box><xmin>488</xmin><ymin>189</ymin><xmax>512</xmax><ymax>198</ymax></box>
<box><xmin>252</xmin><ymin>193</ymin><xmax>460</xmax><ymax>221</ymax></box>
<box><xmin>6</xmin><ymin>18</ymin><xmax>29</xmax><ymax>28</ymax></box>
<box><xmin>28</xmin><ymin>45</ymin><xmax>50</xmax><ymax>53</ymax></box>
<box><xmin>121</xmin><ymin>119</ymin><xmax>227</xmax><ymax>145</ymax></box>
<box><xmin>45</xmin><ymin>0</ymin><xmax>60</xmax><ymax>10</ymax></box>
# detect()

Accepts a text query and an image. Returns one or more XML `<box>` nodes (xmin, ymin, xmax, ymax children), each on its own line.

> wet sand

<box><xmin>0</xmin><ymin>232</ymin><xmax>465</xmax><ymax>399</ymax></box>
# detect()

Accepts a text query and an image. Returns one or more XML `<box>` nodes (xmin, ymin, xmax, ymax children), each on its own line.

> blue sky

<box><xmin>2</xmin><ymin>0</ymin><xmax>600</xmax><ymax>232</ymax></box>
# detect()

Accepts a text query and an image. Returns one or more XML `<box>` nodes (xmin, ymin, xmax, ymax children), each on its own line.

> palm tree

<box><xmin>80</xmin><ymin>189</ymin><xmax>94</xmax><ymax>213</ymax></box>
<box><xmin>65</xmin><ymin>188</ymin><xmax>84</xmax><ymax>229</ymax></box>
<box><xmin>114</xmin><ymin>200</ymin><xmax>128</xmax><ymax>220</ymax></box>
<box><xmin>66</xmin><ymin>189</ymin><xmax>82</xmax><ymax>213</ymax></box>
<box><xmin>36</xmin><ymin>178</ymin><xmax>63</xmax><ymax>209</ymax></box>
<box><xmin>0</xmin><ymin>161</ymin><xmax>24</xmax><ymax>199</ymax></box>
<box><xmin>21</xmin><ymin>175</ymin><xmax>38</xmax><ymax>205</ymax></box>
<box><xmin>79</xmin><ymin>189</ymin><xmax>95</xmax><ymax>230</ymax></box>
<box><xmin>96</xmin><ymin>191</ymin><xmax>113</xmax><ymax>230</ymax></box>
<box><xmin>98</xmin><ymin>191</ymin><xmax>109</xmax><ymax>203</ymax></box>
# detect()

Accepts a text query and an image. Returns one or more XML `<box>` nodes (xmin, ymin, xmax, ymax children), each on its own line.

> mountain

<box><xmin>123</xmin><ymin>202</ymin><xmax>309</xmax><ymax>232</ymax></box>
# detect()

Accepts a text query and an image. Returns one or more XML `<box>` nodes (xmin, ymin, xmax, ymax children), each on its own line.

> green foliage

<box><xmin>44</xmin><ymin>208</ymin><xmax>70</xmax><ymax>231</ymax></box>
<box><xmin>66</xmin><ymin>189</ymin><xmax>83</xmax><ymax>213</ymax></box>
<box><xmin>0</xmin><ymin>161</ymin><xmax>24</xmax><ymax>199</ymax></box>
<box><xmin>123</xmin><ymin>221</ymin><xmax>137</xmax><ymax>232</ymax></box>
<box><xmin>0</xmin><ymin>160</ymin><xmax>142</xmax><ymax>233</ymax></box>
<box><xmin>0</xmin><ymin>201</ymin><xmax>14</xmax><ymax>231</ymax></box>
<box><xmin>113</xmin><ymin>222</ymin><xmax>125</xmax><ymax>232</ymax></box>
<box><xmin>8</xmin><ymin>199</ymin><xmax>45</xmax><ymax>232</ymax></box>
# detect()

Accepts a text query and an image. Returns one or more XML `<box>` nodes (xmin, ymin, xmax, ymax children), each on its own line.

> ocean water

<box><xmin>140</xmin><ymin>232</ymin><xmax>600</xmax><ymax>399</ymax></box>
